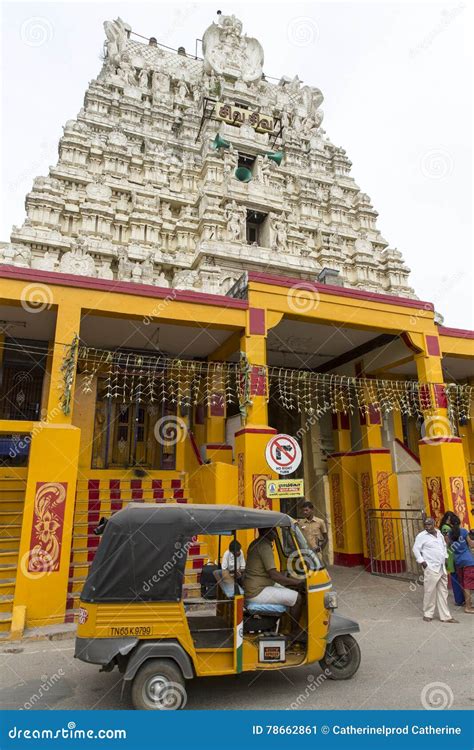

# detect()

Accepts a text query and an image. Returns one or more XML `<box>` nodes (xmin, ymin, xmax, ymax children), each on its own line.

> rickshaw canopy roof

<box><xmin>81</xmin><ymin>504</ymin><xmax>293</xmax><ymax>604</ymax></box>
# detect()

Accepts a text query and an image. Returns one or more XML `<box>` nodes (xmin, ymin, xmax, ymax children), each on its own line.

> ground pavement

<box><xmin>0</xmin><ymin>567</ymin><xmax>472</xmax><ymax>711</ymax></box>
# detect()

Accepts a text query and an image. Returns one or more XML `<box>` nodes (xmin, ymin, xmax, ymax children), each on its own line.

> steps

<box><xmin>66</xmin><ymin>475</ymin><xmax>206</xmax><ymax>622</ymax></box>
<box><xmin>0</xmin><ymin>479</ymin><xmax>26</xmax><ymax>634</ymax></box>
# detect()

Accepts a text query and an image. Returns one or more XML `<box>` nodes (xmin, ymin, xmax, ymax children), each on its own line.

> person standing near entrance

<box><xmin>412</xmin><ymin>517</ymin><xmax>458</xmax><ymax>623</ymax></box>
<box><xmin>450</xmin><ymin>526</ymin><xmax>474</xmax><ymax>614</ymax></box>
<box><xmin>439</xmin><ymin>511</ymin><xmax>464</xmax><ymax>607</ymax></box>
<box><xmin>297</xmin><ymin>501</ymin><xmax>328</xmax><ymax>553</ymax></box>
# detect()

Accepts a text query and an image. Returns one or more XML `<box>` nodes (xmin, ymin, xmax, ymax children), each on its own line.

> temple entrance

<box><xmin>268</xmin><ymin>381</ymin><xmax>331</xmax><ymax>523</ymax></box>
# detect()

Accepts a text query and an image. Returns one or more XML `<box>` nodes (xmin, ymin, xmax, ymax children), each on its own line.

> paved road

<box><xmin>1</xmin><ymin>567</ymin><xmax>472</xmax><ymax>710</ymax></box>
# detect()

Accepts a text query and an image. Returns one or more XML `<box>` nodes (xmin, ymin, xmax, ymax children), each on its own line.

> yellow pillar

<box><xmin>327</xmin><ymin>453</ymin><xmax>364</xmax><ymax>566</ymax></box>
<box><xmin>13</xmin><ymin>424</ymin><xmax>81</xmax><ymax>630</ymax></box>
<box><xmin>327</xmin><ymin>412</ymin><xmax>364</xmax><ymax>566</ymax></box>
<box><xmin>360</xmin><ymin>405</ymin><xmax>383</xmax><ymax>449</ymax></box>
<box><xmin>392</xmin><ymin>411</ymin><xmax>404</xmax><ymax>443</ymax></box>
<box><xmin>234</xmin><ymin>310</ymin><xmax>277</xmax><ymax>524</ymax></box>
<box><xmin>46</xmin><ymin>302</ymin><xmax>82</xmax><ymax>423</ymax></box>
<box><xmin>354</xmin><ymin>447</ymin><xmax>401</xmax><ymax>570</ymax></box>
<box><xmin>331</xmin><ymin>412</ymin><xmax>351</xmax><ymax>453</ymax></box>
<box><xmin>203</xmin><ymin>376</ymin><xmax>232</xmax><ymax>464</ymax></box>
<box><xmin>350</xmin><ymin>361</ymin><xmax>401</xmax><ymax>570</ymax></box>
<box><xmin>457</xmin><ymin>376</ymin><xmax>474</xmax><ymax>482</ymax></box>
<box><xmin>414</xmin><ymin>333</ymin><xmax>471</xmax><ymax>528</ymax></box>
<box><xmin>73</xmin><ymin>374</ymin><xmax>97</xmax><ymax>471</ymax></box>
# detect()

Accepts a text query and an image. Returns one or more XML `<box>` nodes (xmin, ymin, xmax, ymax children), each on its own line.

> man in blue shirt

<box><xmin>450</xmin><ymin>527</ymin><xmax>474</xmax><ymax>614</ymax></box>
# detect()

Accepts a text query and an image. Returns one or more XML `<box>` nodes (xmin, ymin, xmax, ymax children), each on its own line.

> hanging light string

<box><xmin>74</xmin><ymin>344</ymin><xmax>241</xmax><ymax>411</ymax></box>
<box><xmin>0</xmin><ymin>339</ymin><xmax>470</xmax><ymax>422</ymax></box>
<box><xmin>69</xmin><ymin>343</ymin><xmax>474</xmax><ymax>423</ymax></box>
<box><xmin>266</xmin><ymin>367</ymin><xmax>473</xmax><ymax>423</ymax></box>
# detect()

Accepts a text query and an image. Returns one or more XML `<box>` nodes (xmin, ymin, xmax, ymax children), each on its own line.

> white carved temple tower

<box><xmin>2</xmin><ymin>12</ymin><xmax>414</xmax><ymax>297</ymax></box>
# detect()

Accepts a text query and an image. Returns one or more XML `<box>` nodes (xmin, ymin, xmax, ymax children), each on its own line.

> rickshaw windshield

<box><xmin>281</xmin><ymin>524</ymin><xmax>324</xmax><ymax>571</ymax></box>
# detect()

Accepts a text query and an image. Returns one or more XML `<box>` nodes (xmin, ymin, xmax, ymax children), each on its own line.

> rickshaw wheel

<box><xmin>318</xmin><ymin>635</ymin><xmax>361</xmax><ymax>680</ymax></box>
<box><xmin>131</xmin><ymin>658</ymin><xmax>187</xmax><ymax>710</ymax></box>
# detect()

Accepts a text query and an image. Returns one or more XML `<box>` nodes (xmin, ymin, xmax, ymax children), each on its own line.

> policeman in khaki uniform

<box><xmin>297</xmin><ymin>500</ymin><xmax>328</xmax><ymax>553</ymax></box>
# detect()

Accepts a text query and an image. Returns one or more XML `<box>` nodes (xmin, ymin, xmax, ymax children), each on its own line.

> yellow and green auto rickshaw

<box><xmin>75</xmin><ymin>504</ymin><xmax>360</xmax><ymax>709</ymax></box>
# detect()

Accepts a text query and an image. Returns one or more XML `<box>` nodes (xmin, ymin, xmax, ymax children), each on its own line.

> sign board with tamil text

<box><xmin>215</xmin><ymin>101</ymin><xmax>274</xmax><ymax>133</ymax></box>
<box><xmin>266</xmin><ymin>478</ymin><xmax>304</xmax><ymax>499</ymax></box>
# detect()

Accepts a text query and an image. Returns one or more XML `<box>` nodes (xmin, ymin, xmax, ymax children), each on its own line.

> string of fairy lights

<box><xmin>0</xmin><ymin>339</ymin><xmax>471</xmax><ymax>424</ymax></box>
<box><xmin>66</xmin><ymin>343</ymin><xmax>473</xmax><ymax>424</ymax></box>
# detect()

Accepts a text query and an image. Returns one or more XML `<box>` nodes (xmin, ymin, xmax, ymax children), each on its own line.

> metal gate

<box><xmin>367</xmin><ymin>508</ymin><xmax>425</xmax><ymax>580</ymax></box>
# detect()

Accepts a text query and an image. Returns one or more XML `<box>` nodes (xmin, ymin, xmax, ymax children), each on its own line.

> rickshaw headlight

<box><xmin>324</xmin><ymin>592</ymin><xmax>338</xmax><ymax>610</ymax></box>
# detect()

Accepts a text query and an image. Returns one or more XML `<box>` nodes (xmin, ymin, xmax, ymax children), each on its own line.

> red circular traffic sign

<box><xmin>265</xmin><ymin>434</ymin><xmax>302</xmax><ymax>476</ymax></box>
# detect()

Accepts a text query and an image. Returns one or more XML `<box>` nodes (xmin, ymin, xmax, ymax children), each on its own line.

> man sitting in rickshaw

<box><xmin>244</xmin><ymin>527</ymin><xmax>304</xmax><ymax>638</ymax></box>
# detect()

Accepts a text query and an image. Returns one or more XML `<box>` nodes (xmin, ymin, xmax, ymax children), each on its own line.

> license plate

<box><xmin>108</xmin><ymin>626</ymin><xmax>152</xmax><ymax>637</ymax></box>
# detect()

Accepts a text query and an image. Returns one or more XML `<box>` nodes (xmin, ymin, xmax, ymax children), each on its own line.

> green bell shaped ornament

<box><xmin>266</xmin><ymin>151</ymin><xmax>284</xmax><ymax>166</ymax></box>
<box><xmin>211</xmin><ymin>134</ymin><xmax>231</xmax><ymax>150</ymax></box>
<box><xmin>234</xmin><ymin>166</ymin><xmax>253</xmax><ymax>182</ymax></box>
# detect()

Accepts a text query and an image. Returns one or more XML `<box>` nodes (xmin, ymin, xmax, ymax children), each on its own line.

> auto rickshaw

<box><xmin>74</xmin><ymin>503</ymin><xmax>361</xmax><ymax>709</ymax></box>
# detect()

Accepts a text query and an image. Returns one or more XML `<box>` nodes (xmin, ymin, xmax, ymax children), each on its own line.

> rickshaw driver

<box><xmin>244</xmin><ymin>528</ymin><xmax>304</xmax><ymax>638</ymax></box>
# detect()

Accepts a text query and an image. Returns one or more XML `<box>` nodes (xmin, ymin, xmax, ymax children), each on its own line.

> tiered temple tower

<box><xmin>2</xmin><ymin>12</ymin><xmax>414</xmax><ymax>297</ymax></box>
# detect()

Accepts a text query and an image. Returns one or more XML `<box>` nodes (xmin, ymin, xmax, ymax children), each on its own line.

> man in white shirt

<box><xmin>213</xmin><ymin>541</ymin><xmax>245</xmax><ymax>598</ymax></box>
<box><xmin>412</xmin><ymin>517</ymin><xmax>458</xmax><ymax>623</ymax></box>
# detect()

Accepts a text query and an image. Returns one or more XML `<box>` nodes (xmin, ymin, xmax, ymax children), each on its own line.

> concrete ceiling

<box><xmin>0</xmin><ymin>304</ymin><xmax>56</xmax><ymax>342</ymax></box>
<box><xmin>1</xmin><ymin>304</ymin><xmax>471</xmax><ymax>381</ymax></box>
<box><xmin>267</xmin><ymin>319</ymin><xmax>377</xmax><ymax>369</ymax></box>
<box><xmin>79</xmin><ymin>315</ymin><xmax>234</xmax><ymax>358</ymax></box>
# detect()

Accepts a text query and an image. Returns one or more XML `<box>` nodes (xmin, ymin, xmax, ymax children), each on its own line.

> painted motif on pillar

<box><xmin>252</xmin><ymin>473</ymin><xmax>272</xmax><ymax>510</ymax></box>
<box><xmin>449</xmin><ymin>476</ymin><xmax>469</xmax><ymax>526</ymax></box>
<box><xmin>27</xmin><ymin>482</ymin><xmax>67</xmax><ymax>573</ymax></box>
<box><xmin>425</xmin><ymin>477</ymin><xmax>445</xmax><ymax>526</ymax></box>
<box><xmin>210</xmin><ymin>393</ymin><xmax>225</xmax><ymax>417</ymax></box>
<box><xmin>250</xmin><ymin>366</ymin><xmax>267</xmax><ymax>397</ymax></box>
<box><xmin>330</xmin><ymin>473</ymin><xmax>345</xmax><ymax>548</ymax></box>
<box><xmin>377</xmin><ymin>470</ymin><xmax>395</xmax><ymax>554</ymax></box>
<box><xmin>237</xmin><ymin>452</ymin><xmax>245</xmax><ymax>506</ymax></box>
<box><xmin>360</xmin><ymin>472</ymin><xmax>371</xmax><ymax>553</ymax></box>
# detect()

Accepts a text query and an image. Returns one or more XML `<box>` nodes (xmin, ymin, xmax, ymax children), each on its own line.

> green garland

<box><xmin>238</xmin><ymin>351</ymin><xmax>253</xmax><ymax>423</ymax></box>
<box><xmin>60</xmin><ymin>334</ymin><xmax>79</xmax><ymax>415</ymax></box>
